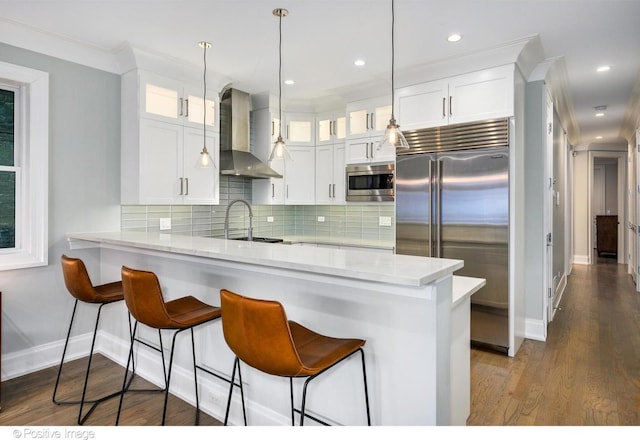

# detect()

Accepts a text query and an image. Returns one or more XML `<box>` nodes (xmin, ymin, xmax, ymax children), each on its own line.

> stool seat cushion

<box><xmin>164</xmin><ymin>296</ymin><xmax>222</xmax><ymax>328</ymax></box>
<box><xmin>288</xmin><ymin>321</ymin><xmax>365</xmax><ymax>377</ymax></box>
<box><xmin>92</xmin><ymin>281</ymin><xmax>125</xmax><ymax>303</ymax></box>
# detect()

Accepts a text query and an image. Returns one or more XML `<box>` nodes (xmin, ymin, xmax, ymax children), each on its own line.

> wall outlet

<box><xmin>159</xmin><ymin>218</ymin><xmax>171</xmax><ymax>230</ymax></box>
<box><xmin>267</xmin><ymin>216</ymin><xmax>274</xmax><ymax>223</ymax></box>
<box><xmin>317</xmin><ymin>216</ymin><xmax>325</xmax><ymax>223</ymax></box>
<box><xmin>379</xmin><ymin>216</ymin><xmax>392</xmax><ymax>227</ymax></box>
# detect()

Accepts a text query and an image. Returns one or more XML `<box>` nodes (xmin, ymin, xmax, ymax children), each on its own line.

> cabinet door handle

<box><xmin>332</xmin><ymin>183</ymin><xmax>336</xmax><ymax>198</ymax></box>
<box><xmin>365</xmin><ymin>142</ymin><xmax>369</xmax><ymax>159</ymax></box>
<box><xmin>442</xmin><ymin>97</ymin><xmax>446</xmax><ymax>118</ymax></box>
<box><xmin>179</xmin><ymin>98</ymin><xmax>184</xmax><ymax>116</ymax></box>
<box><xmin>329</xmin><ymin>184</ymin><xmax>332</xmax><ymax>198</ymax></box>
<box><xmin>184</xmin><ymin>177</ymin><xmax>189</xmax><ymax>195</ymax></box>
<box><xmin>272</xmin><ymin>183</ymin><xmax>275</xmax><ymax>198</ymax></box>
<box><xmin>286</xmin><ymin>185</ymin><xmax>289</xmax><ymax>199</ymax></box>
<box><xmin>179</xmin><ymin>177</ymin><xmax>184</xmax><ymax>195</ymax></box>
<box><xmin>449</xmin><ymin>96</ymin><xmax>453</xmax><ymax>117</ymax></box>
<box><xmin>370</xmin><ymin>113</ymin><xmax>375</xmax><ymax>130</ymax></box>
<box><xmin>287</xmin><ymin>124</ymin><xmax>290</xmax><ymax>140</ymax></box>
<box><xmin>330</xmin><ymin>120</ymin><xmax>334</xmax><ymax>136</ymax></box>
<box><xmin>272</xmin><ymin>120</ymin><xmax>275</xmax><ymax>136</ymax></box>
<box><xmin>184</xmin><ymin>99</ymin><xmax>189</xmax><ymax>117</ymax></box>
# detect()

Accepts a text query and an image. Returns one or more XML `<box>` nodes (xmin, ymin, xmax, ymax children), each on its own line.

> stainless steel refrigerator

<box><xmin>395</xmin><ymin>119</ymin><xmax>510</xmax><ymax>352</ymax></box>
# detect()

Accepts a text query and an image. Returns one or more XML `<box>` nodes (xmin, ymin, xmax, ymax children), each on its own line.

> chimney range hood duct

<box><xmin>219</xmin><ymin>87</ymin><xmax>282</xmax><ymax>179</ymax></box>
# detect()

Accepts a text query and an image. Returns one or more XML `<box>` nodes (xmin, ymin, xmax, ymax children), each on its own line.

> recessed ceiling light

<box><xmin>595</xmin><ymin>112</ymin><xmax>605</xmax><ymax>117</ymax></box>
<box><xmin>354</xmin><ymin>59</ymin><xmax>366</xmax><ymax>67</ymax></box>
<box><xmin>284</xmin><ymin>79</ymin><xmax>295</xmax><ymax>85</ymax></box>
<box><xmin>447</xmin><ymin>33</ymin><xmax>462</xmax><ymax>43</ymax></box>
<box><xmin>596</xmin><ymin>136</ymin><xmax>603</xmax><ymax>139</ymax></box>
<box><xmin>597</xmin><ymin>65</ymin><xmax>611</xmax><ymax>73</ymax></box>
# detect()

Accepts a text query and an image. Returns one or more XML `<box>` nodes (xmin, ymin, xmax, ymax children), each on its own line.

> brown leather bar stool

<box><xmin>54</xmin><ymin>254</ymin><xmax>131</xmax><ymax>425</ymax></box>
<box><xmin>220</xmin><ymin>289</ymin><xmax>371</xmax><ymax>426</ymax></box>
<box><xmin>116</xmin><ymin>266</ymin><xmax>221</xmax><ymax>425</ymax></box>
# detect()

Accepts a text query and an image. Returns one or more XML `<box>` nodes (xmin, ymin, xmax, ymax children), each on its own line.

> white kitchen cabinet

<box><xmin>315</xmin><ymin>143</ymin><xmax>345</xmax><ymax>204</ymax></box>
<box><xmin>316</xmin><ymin>110</ymin><xmax>346</xmax><ymax>146</ymax></box>
<box><xmin>284</xmin><ymin>112</ymin><xmax>315</xmax><ymax>146</ymax></box>
<box><xmin>131</xmin><ymin>119</ymin><xmax>219</xmax><ymax>205</ymax></box>
<box><xmin>284</xmin><ymin>146</ymin><xmax>316</xmax><ymax>204</ymax></box>
<box><xmin>346</xmin><ymin>96</ymin><xmax>392</xmax><ymax>140</ymax></box>
<box><xmin>396</xmin><ymin>64</ymin><xmax>514</xmax><ymax>130</ymax></box>
<box><xmin>121</xmin><ymin>69</ymin><xmax>219</xmax><ymax>205</ymax></box>
<box><xmin>345</xmin><ymin>96</ymin><xmax>394</xmax><ymax>164</ymax></box>
<box><xmin>345</xmin><ymin>137</ymin><xmax>396</xmax><ymax>165</ymax></box>
<box><xmin>252</xmin><ymin>146</ymin><xmax>315</xmax><ymax>205</ymax></box>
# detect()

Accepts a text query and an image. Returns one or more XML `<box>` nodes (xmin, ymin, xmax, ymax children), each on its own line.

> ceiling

<box><xmin>1</xmin><ymin>0</ymin><xmax>639</xmax><ymax>147</ymax></box>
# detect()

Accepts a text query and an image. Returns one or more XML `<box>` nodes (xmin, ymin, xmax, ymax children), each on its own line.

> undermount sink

<box><xmin>231</xmin><ymin>236</ymin><xmax>284</xmax><ymax>243</ymax></box>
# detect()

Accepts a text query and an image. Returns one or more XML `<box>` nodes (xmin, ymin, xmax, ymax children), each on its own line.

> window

<box><xmin>0</xmin><ymin>86</ymin><xmax>18</xmax><ymax>250</ymax></box>
<box><xmin>0</xmin><ymin>61</ymin><xmax>48</xmax><ymax>271</ymax></box>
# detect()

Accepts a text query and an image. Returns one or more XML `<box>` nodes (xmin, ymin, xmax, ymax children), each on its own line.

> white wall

<box><xmin>0</xmin><ymin>43</ymin><xmax>121</xmax><ymax>374</ymax></box>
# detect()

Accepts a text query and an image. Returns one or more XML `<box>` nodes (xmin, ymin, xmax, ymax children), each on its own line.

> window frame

<box><xmin>0</xmin><ymin>61</ymin><xmax>49</xmax><ymax>271</ymax></box>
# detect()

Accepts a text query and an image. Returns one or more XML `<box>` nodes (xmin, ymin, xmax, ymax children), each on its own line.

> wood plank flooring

<box><xmin>467</xmin><ymin>258</ymin><xmax>640</xmax><ymax>425</ymax></box>
<box><xmin>1</xmin><ymin>259</ymin><xmax>638</xmax><ymax>426</ymax></box>
<box><xmin>0</xmin><ymin>353</ymin><xmax>223</xmax><ymax>426</ymax></box>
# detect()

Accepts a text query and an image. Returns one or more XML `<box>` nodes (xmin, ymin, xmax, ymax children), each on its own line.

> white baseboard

<box><xmin>573</xmin><ymin>254</ymin><xmax>590</xmax><ymax>265</ymax></box>
<box><xmin>524</xmin><ymin>318</ymin><xmax>546</xmax><ymax>341</ymax></box>
<box><xmin>1</xmin><ymin>332</ymin><xmax>93</xmax><ymax>382</ymax></box>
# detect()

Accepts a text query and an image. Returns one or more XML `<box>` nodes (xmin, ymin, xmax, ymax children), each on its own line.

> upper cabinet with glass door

<box><xmin>140</xmin><ymin>70</ymin><xmax>217</xmax><ymax>131</ymax></box>
<box><xmin>316</xmin><ymin>110</ymin><xmax>346</xmax><ymax>146</ymax></box>
<box><xmin>284</xmin><ymin>112</ymin><xmax>315</xmax><ymax>146</ymax></box>
<box><xmin>346</xmin><ymin>96</ymin><xmax>391</xmax><ymax>140</ymax></box>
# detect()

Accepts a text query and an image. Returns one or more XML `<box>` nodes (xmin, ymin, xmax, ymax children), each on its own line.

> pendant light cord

<box><xmin>203</xmin><ymin>44</ymin><xmax>208</xmax><ymax>149</ymax></box>
<box><xmin>278</xmin><ymin>12</ymin><xmax>283</xmax><ymax>138</ymax></box>
<box><xmin>391</xmin><ymin>0</ymin><xmax>396</xmax><ymax>120</ymax></box>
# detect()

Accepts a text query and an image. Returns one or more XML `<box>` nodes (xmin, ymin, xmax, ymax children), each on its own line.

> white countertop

<box><xmin>452</xmin><ymin>275</ymin><xmax>486</xmax><ymax>307</ymax></box>
<box><xmin>67</xmin><ymin>231</ymin><xmax>463</xmax><ymax>287</ymax></box>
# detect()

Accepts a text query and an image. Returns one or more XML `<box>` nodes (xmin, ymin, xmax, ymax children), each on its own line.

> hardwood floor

<box><xmin>0</xmin><ymin>353</ymin><xmax>223</xmax><ymax>426</ymax></box>
<box><xmin>1</xmin><ymin>260</ymin><xmax>638</xmax><ymax>426</ymax></box>
<box><xmin>468</xmin><ymin>259</ymin><xmax>640</xmax><ymax>426</ymax></box>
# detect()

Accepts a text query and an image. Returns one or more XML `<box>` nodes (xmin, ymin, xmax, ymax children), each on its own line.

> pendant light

<box><xmin>268</xmin><ymin>8</ymin><xmax>292</xmax><ymax>161</ymax></box>
<box><xmin>379</xmin><ymin>0</ymin><xmax>409</xmax><ymax>151</ymax></box>
<box><xmin>197</xmin><ymin>41</ymin><xmax>215</xmax><ymax>168</ymax></box>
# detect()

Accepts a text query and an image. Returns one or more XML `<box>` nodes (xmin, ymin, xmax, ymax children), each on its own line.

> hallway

<box><xmin>467</xmin><ymin>260</ymin><xmax>640</xmax><ymax>425</ymax></box>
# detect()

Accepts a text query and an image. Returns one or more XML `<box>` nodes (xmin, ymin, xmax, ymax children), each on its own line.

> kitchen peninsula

<box><xmin>66</xmin><ymin>231</ymin><xmax>480</xmax><ymax>425</ymax></box>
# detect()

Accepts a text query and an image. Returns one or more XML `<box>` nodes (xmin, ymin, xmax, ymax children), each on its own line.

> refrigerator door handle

<box><xmin>435</xmin><ymin>159</ymin><xmax>443</xmax><ymax>258</ymax></box>
<box><xmin>428</xmin><ymin>159</ymin><xmax>434</xmax><ymax>256</ymax></box>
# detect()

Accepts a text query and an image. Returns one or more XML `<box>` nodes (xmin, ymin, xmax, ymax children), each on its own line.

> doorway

<box><xmin>589</xmin><ymin>152</ymin><xmax>626</xmax><ymax>265</ymax></box>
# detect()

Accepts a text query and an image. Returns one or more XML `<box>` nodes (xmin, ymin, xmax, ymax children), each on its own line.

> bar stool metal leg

<box><xmin>224</xmin><ymin>357</ymin><xmax>247</xmax><ymax>426</ymax></box>
<box><xmin>53</xmin><ymin>300</ymin><xmax>131</xmax><ymax>425</ymax></box>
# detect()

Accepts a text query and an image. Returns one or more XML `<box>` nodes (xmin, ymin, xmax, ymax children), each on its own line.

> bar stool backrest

<box><xmin>220</xmin><ymin>289</ymin><xmax>304</xmax><ymax>377</ymax></box>
<box><xmin>61</xmin><ymin>255</ymin><xmax>102</xmax><ymax>303</ymax></box>
<box><xmin>121</xmin><ymin>266</ymin><xmax>173</xmax><ymax>329</ymax></box>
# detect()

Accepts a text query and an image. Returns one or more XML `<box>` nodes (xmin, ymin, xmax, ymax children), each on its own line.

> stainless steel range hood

<box><xmin>219</xmin><ymin>87</ymin><xmax>282</xmax><ymax>179</ymax></box>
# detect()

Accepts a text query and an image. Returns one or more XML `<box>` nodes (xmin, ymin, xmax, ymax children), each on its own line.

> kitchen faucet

<box><xmin>224</xmin><ymin>199</ymin><xmax>253</xmax><ymax>241</ymax></box>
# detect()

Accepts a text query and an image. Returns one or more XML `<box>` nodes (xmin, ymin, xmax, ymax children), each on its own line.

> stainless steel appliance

<box><xmin>346</xmin><ymin>163</ymin><xmax>395</xmax><ymax>202</ymax></box>
<box><xmin>219</xmin><ymin>87</ymin><xmax>282</xmax><ymax>179</ymax></box>
<box><xmin>395</xmin><ymin>119</ymin><xmax>510</xmax><ymax>352</ymax></box>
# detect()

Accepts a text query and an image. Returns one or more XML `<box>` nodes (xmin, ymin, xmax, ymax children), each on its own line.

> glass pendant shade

<box><xmin>269</xmin><ymin>134</ymin><xmax>291</xmax><ymax>161</ymax></box>
<box><xmin>197</xmin><ymin>145</ymin><xmax>214</xmax><ymax>168</ymax></box>
<box><xmin>379</xmin><ymin>117</ymin><xmax>409</xmax><ymax>150</ymax></box>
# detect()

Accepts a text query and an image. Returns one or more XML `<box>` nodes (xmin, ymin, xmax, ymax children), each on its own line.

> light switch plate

<box><xmin>379</xmin><ymin>216</ymin><xmax>392</xmax><ymax>227</ymax></box>
<box><xmin>159</xmin><ymin>218</ymin><xmax>171</xmax><ymax>230</ymax></box>
<box><xmin>318</xmin><ymin>216</ymin><xmax>325</xmax><ymax>223</ymax></box>
<box><xmin>267</xmin><ymin>216</ymin><xmax>274</xmax><ymax>223</ymax></box>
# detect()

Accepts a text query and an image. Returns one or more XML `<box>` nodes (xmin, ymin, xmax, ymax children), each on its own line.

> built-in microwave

<box><xmin>345</xmin><ymin>163</ymin><xmax>395</xmax><ymax>202</ymax></box>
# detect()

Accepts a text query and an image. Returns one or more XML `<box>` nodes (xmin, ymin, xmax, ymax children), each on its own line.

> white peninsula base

<box><xmin>66</xmin><ymin>231</ymin><xmax>480</xmax><ymax>426</ymax></box>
